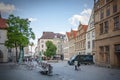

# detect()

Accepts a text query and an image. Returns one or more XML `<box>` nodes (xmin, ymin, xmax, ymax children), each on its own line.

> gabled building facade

<box><xmin>75</xmin><ymin>24</ymin><xmax>88</xmax><ymax>55</ymax></box>
<box><xmin>94</xmin><ymin>0</ymin><xmax>120</xmax><ymax>67</ymax></box>
<box><xmin>67</xmin><ymin>29</ymin><xmax>77</xmax><ymax>58</ymax></box>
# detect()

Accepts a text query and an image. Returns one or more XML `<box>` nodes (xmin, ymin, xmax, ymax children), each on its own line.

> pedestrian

<box><xmin>74</xmin><ymin>60</ymin><xmax>78</xmax><ymax>70</ymax></box>
<box><xmin>77</xmin><ymin>61</ymin><xmax>81</xmax><ymax>70</ymax></box>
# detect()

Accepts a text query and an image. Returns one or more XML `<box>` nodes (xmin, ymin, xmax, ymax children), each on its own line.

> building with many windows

<box><xmin>37</xmin><ymin>32</ymin><xmax>65</xmax><ymax>59</ymax></box>
<box><xmin>86</xmin><ymin>10</ymin><xmax>95</xmax><ymax>55</ymax></box>
<box><xmin>94</xmin><ymin>0</ymin><xmax>120</xmax><ymax>67</ymax></box>
<box><xmin>66</xmin><ymin>29</ymin><xmax>77</xmax><ymax>58</ymax></box>
<box><xmin>75</xmin><ymin>23</ymin><xmax>88</xmax><ymax>55</ymax></box>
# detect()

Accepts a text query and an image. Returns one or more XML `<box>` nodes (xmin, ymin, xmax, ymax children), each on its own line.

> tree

<box><xmin>29</xmin><ymin>42</ymin><xmax>34</xmax><ymax>53</ymax></box>
<box><xmin>45</xmin><ymin>41</ymin><xmax>57</xmax><ymax>58</ymax></box>
<box><xmin>5</xmin><ymin>14</ymin><xmax>35</xmax><ymax>62</ymax></box>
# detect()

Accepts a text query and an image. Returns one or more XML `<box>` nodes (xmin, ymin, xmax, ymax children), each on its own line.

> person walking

<box><xmin>77</xmin><ymin>61</ymin><xmax>81</xmax><ymax>70</ymax></box>
<box><xmin>74</xmin><ymin>60</ymin><xmax>78</xmax><ymax>70</ymax></box>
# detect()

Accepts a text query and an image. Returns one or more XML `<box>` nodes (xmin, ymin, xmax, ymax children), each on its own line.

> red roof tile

<box><xmin>72</xmin><ymin>30</ymin><xmax>77</xmax><ymax>39</ymax></box>
<box><xmin>0</xmin><ymin>18</ymin><xmax>7</xmax><ymax>29</ymax></box>
<box><xmin>66</xmin><ymin>29</ymin><xmax>77</xmax><ymax>40</ymax></box>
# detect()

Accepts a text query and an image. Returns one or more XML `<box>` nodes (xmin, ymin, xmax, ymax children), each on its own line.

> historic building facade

<box><xmin>37</xmin><ymin>32</ymin><xmax>65</xmax><ymax>58</ymax></box>
<box><xmin>75</xmin><ymin>24</ymin><xmax>88</xmax><ymax>55</ymax></box>
<box><xmin>86</xmin><ymin>10</ymin><xmax>95</xmax><ymax>55</ymax></box>
<box><xmin>66</xmin><ymin>30</ymin><xmax>77</xmax><ymax>58</ymax></box>
<box><xmin>94</xmin><ymin>0</ymin><xmax>120</xmax><ymax>67</ymax></box>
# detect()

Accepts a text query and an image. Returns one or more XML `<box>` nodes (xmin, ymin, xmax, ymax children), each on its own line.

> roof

<box><xmin>66</xmin><ymin>32</ymin><xmax>70</xmax><ymax>39</ymax></box>
<box><xmin>72</xmin><ymin>30</ymin><xmax>77</xmax><ymax>39</ymax></box>
<box><xmin>40</xmin><ymin>32</ymin><xmax>55</xmax><ymax>39</ymax></box>
<box><xmin>78</xmin><ymin>23</ymin><xmax>88</xmax><ymax>32</ymax></box>
<box><xmin>54</xmin><ymin>33</ymin><xmax>64</xmax><ymax>39</ymax></box>
<box><xmin>40</xmin><ymin>31</ymin><xmax>64</xmax><ymax>39</ymax></box>
<box><xmin>0</xmin><ymin>18</ymin><xmax>7</xmax><ymax>29</ymax></box>
<box><xmin>66</xmin><ymin>29</ymin><xmax>77</xmax><ymax>40</ymax></box>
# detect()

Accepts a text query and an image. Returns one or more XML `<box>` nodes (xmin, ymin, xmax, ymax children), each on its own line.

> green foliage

<box><xmin>45</xmin><ymin>41</ymin><xmax>57</xmax><ymax>58</ymax></box>
<box><xmin>5</xmin><ymin>14</ymin><xmax>35</xmax><ymax>48</ymax></box>
<box><xmin>29</xmin><ymin>42</ymin><xmax>34</xmax><ymax>52</ymax></box>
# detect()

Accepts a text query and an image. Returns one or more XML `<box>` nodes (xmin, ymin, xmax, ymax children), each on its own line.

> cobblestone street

<box><xmin>0</xmin><ymin>61</ymin><xmax>120</xmax><ymax>80</ymax></box>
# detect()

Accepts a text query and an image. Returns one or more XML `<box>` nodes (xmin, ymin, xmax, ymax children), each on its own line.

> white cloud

<box><xmin>0</xmin><ymin>2</ymin><xmax>15</xmax><ymax>13</ymax></box>
<box><xmin>59</xmin><ymin>32</ymin><xmax>65</xmax><ymax>35</ymax></box>
<box><xmin>69</xmin><ymin>8</ymin><xmax>92</xmax><ymax>26</ymax></box>
<box><xmin>28</xmin><ymin>18</ymin><xmax>38</xmax><ymax>22</ymax></box>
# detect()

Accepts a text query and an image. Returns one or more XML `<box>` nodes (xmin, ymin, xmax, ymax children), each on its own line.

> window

<box><xmin>90</xmin><ymin>21</ymin><xmax>94</xmax><ymax>28</ymax></box>
<box><xmin>113</xmin><ymin>2</ymin><xmax>117</xmax><ymax>13</ymax></box>
<box><xmin>100</xmin><ymin>23</ymin><xmax>103</xmax><ymax>34</ymax></box>
<box><xmin>115</xmin><ymin>44</ymin><xmax>120</xmax><ymax>54</ymax></box>
<box><xmin>92</xmin><ymin>40</ymin><xmax>95</xmax><ymax>49</ymax></box>
<box><xmin>104</xmin><ymin>46</ymin><xmax>109</xmax><ymax>54</ymax></box>
<box><xmin>100</xmin><ymin>21</ymin><xmax>109</xmax><ymax>34</ymax></box>
<box><xmin>114</xmin><ymin>16</ymin><xmax>119</xmax><ymax>30</ymax></box>
<box><xmin>100</xmin><ymin>9</ymin><xmax>104</xmax><ymax>19</ymax></box>
<box><xmin>99</xmin><ymin>46</ymin><xmax>104</xmax><ymax>54</ymax></box>
<box><xmin>87</xmin><ymin>33</ymin><xmax>90</xmax><ymax>39</ymax></box>
<box><xmin>41</xmin><ymin>44</ymin><xmax>44</xmax><ymax>48</ymax></box>
<box><xmin>106</xmin><ymin>5</ymin><xmax>110</xmax><ymax>16</ymax></box>
<box><xmin>104</xmin><ymin>21</ymin><xmax>109</xmax><ymax>33</ymax></box>
<box><xmin>88</xmin><ymin>41</ymin><xmax>90</xmax><ymax>49</ymax></box>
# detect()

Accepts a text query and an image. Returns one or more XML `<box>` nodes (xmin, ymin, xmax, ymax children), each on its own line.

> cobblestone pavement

<box><xmin>0</xmin><ymin>62</ymin><xmax>62</xmax><ymax>80</ymax></box>
<box><xmin>0</xmin><ymin>61</ymin><xmax>120</xmax><ymax>80</ymax></box>
<box><xmin>51</xmin><ymin>61</ymin><xmax>120</xmax><ymax>80</ymax></box>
